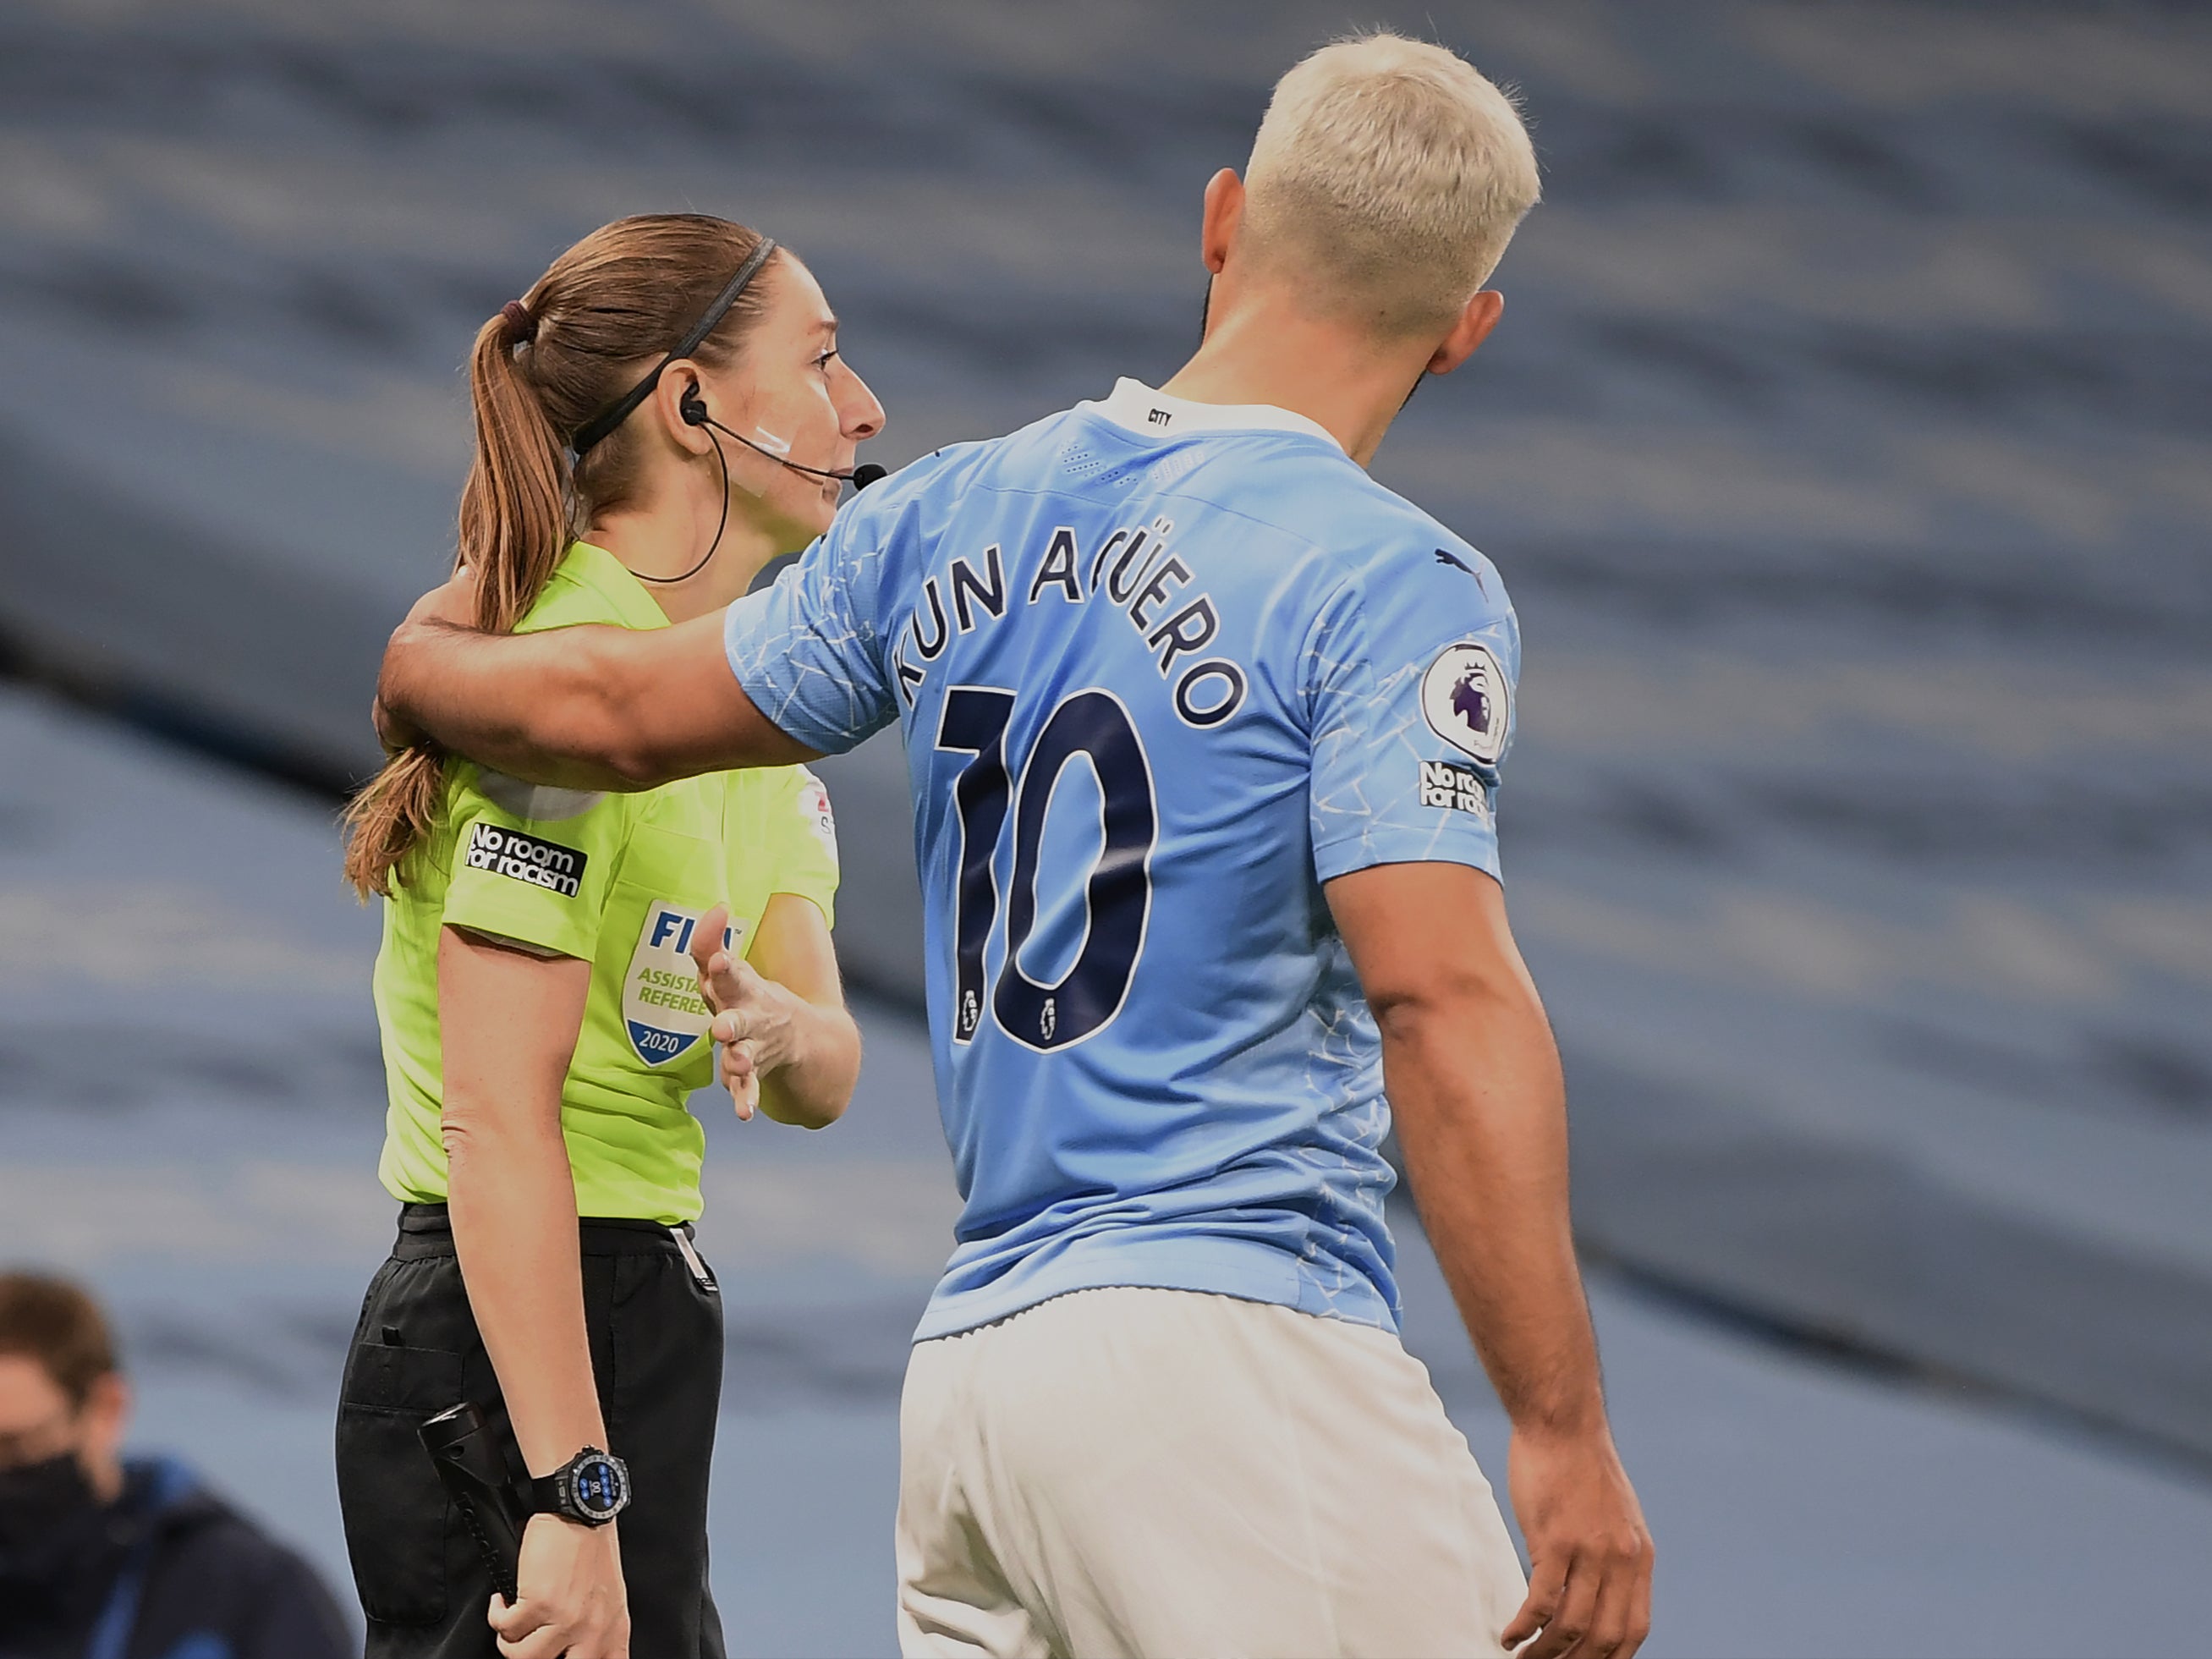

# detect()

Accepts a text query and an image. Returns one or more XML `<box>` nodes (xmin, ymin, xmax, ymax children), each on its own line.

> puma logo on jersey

<box><xmin>1433</xmin><ymin>547</ymin><xmax>1485</xmax><ymax>594</ymax></box>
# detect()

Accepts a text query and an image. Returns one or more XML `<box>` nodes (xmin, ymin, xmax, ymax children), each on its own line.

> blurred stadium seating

<box><xmin>2</xmin><ymin>3</ymin><xmax>2208</xmax><ymax>1653</ymax></box>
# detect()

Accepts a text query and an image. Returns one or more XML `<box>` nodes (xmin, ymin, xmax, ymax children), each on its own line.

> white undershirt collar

<box><xmin>1084</xmin><ymin>377</ymin><xmax>1342</xmax><ymax>452</ymax></box>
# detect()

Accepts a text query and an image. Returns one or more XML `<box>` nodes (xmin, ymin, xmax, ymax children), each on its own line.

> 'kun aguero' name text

<box><xmin>890</xmin><ymin>518</ymin><xmax>1247</xmax><ymax>728</ymax></box>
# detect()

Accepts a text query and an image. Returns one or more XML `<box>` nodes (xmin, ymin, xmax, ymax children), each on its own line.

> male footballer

<box><xmin>377</xmin><ymin>33</ymin><xmax>1653</xmax><ymax>1659</ymax></box>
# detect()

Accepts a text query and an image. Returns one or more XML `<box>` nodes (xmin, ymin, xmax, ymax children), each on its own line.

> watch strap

<box><xmin>527</xmin><ymin>1469</ymin><xmax>574</xmax><ymax>1519</ymax></box>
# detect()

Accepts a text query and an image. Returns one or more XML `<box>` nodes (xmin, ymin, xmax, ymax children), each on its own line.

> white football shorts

<box><xmin>895</xmin><ymin>1285</ymin><xmax>1527</xmax><ymax>1658</ymax></box>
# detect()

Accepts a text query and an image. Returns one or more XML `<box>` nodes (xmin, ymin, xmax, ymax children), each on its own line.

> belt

<box><xmin>392</xmin><ymin>1203</ymin><xmax>708</xmax><ymax>1271</ymax></box>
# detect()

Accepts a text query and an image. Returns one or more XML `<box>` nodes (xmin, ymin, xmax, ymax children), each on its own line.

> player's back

<box><xmin>726</xmin><ymin>380</ymin><xmax>1520</xmax><ymax>1338</ymax></box>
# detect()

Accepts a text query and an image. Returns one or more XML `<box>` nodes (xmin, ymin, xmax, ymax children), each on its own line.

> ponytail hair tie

<box><xmin>500</xmin><ymin>299</ymin><xmax>538</xmax><ymax>344</ymax></box>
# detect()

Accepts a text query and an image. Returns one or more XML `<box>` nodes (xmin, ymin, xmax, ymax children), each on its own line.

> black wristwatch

<box><xmin>530</xmin><ymin>1448</ymin><xmax>631</xmax><ymax>1527</ymax></box>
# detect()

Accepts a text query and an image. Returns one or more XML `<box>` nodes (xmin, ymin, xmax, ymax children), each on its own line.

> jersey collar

<box><xmin>1084</xmin><ymin>377</ymin><xmax>1342</xmax><ymax>452</ymax></box>
<box><xmin>561</xmin><ymin>541</ymin><xmax>675</xmax><ymax>631</ymax></box>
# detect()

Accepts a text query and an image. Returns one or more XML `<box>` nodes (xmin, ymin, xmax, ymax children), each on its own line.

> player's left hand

<box><xmin>375</xmin><ymin>565</ymin><xmax>482</xmax><ymax>752</ymax></box>
<box><xmin>1501</xmin><ymin>1422</ymin><xmax>1653</xmax><ymax>1658</ymax></box>
<box><xmin>689</xmin><ymin>904</ymin><xmax>804</xmax><ymax>1120</ymax></box>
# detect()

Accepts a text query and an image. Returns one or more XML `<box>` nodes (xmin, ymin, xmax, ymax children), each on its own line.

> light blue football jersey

<box><xmin>724</xmin><ymin>379</ymin><xmax>1520</xmax><ymax>1340</ymax></box>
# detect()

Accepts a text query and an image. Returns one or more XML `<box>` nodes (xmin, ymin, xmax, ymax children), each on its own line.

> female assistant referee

<box><xmin>336</xmin><ymin>214</ymin><xmax>879</xmax><ymax>1659</ymax></box>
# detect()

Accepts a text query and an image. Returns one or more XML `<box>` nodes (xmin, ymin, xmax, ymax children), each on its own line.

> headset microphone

<box><xmin>642</xmin><ymin>384</ymin><xmax>880</xmax><ymax>585</ymax></box>
<box><xmin>681</xmin><ymin>383</ymin><xmax>881</xmax><ymax>487</ymax></box>
<box><xmin>698</xmin><ymin>411</ymin><xmax>872</xmax><ymax>484</ymax></box>
<box><xmin>677</xmin><ymin>389</ymin><xmax>885</xmax><ymax>491</ymax></box>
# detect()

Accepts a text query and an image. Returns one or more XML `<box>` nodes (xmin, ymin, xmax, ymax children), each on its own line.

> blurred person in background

<box><xmin>373</xmin><ymin>36</ymin><xmax>1649</xmax><ymax>1659</ymax></box>
<box><xmin>0</xmin><ymin>1271</ymin><xmax>352</xmax><ymax>1659</ymax></box>
<box><xmin>337</xmin><ymin>214</ymin><xmax>873</xmax><ymax>1659</ymax></box>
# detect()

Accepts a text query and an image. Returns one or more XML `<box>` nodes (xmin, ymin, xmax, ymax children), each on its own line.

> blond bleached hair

<box><xmin>1241</xmin><ymin>32</ymin><xmax>1540</xmax><ymax>335</ymax></box>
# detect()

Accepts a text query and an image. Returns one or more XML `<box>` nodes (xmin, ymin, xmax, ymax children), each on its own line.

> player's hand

<box><xmin>375</xmin><ymin>566</ymin><xmax>482</xmax><ymax>751</ymax></box>
<box><xmin>689</xmin><ymin>904</ymin><xmax>804</xmax><ymax>1121</ymax></box>
<box><xmin>488</xmin><ymin>1511</ymin><xmax>628</xmax><ymax>1658</ymax></box>
<box><xmin>1501</xmin><ymin>1422</ymin><xmax>1652</xmax><ymax>1658</ymax></box>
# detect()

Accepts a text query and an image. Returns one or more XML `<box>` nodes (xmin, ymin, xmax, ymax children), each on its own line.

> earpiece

<box><xmin>672</xmin><ymin>379</ymin><xmax>882</xmax><ymax>494</ymax></box>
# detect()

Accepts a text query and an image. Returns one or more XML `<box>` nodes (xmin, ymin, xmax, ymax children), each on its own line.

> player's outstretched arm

<box><xmin>376</xmin><ymin>575</ymin><xmax>817</xmax><ymax>791</ymax></box>
<box><xmin>1329</xmin><ymin>861</ymin><xmax>1653</xmax><ymax>1659</ymax></box>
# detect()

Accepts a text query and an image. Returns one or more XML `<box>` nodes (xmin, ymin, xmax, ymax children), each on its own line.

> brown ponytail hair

<box><xmin>343</xmin><ymin>214</ymin><xmax>777</xmax><ymax>898</ymax></box>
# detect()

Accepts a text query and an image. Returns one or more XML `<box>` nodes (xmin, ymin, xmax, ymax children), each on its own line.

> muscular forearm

<box><xmin>444</xmin><ymin>1107</ymin><xmax>608</xmax><ymax>1476</ymax></box>
<box><xmin>378</xmin><ymin>587</ymin><xmax>817</xmax><ymax>791</ymax></box>
<box><xmin>384</xmin><ymin>619</ymin><xmax>654</xmax><ymax>791</ymax></box>
<box><xmin>1380</xmin><ymin>982</ymin><xmax>1605</xmax><ymax>1435</ymax></box>
<box><xmin>755</xmin><ymin>986</ymin><xmax>861</xmax><ymax>1129</ymax></box>
<box><xmin>1336</xmin><ymin>863</ymin><xmax>1650</xmax><ymax>1654</ymax></box>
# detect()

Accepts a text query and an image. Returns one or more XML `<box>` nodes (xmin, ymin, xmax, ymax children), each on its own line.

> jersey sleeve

<box><xmin>1305</xmin><ymin>547</ymin><xmax>1521</xmax><ymax>886</ymax></box>
<box><xmin>438</xmin><ymin>766</ymin><xmax>631</xmax><ymax>959</ymax></box>
<box><xmin>722</xmin><ymin>488</ymin><xmax>903</xmax><ymax>755</ymax></box>
<box><xmin>759</xmin><ymin>763</ymin><xmax>841</xmax><ymax>932</ymax></box>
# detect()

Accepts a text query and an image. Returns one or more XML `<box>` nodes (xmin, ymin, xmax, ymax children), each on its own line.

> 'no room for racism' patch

<box><xmin>464</xmin><ymin>822</ymin><xmax>588</xmax><ymax>898</ymax></box>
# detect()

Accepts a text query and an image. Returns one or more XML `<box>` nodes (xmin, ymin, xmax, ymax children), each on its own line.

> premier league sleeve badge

<box><xmin>1419</xmin><ymin>642</ymin><xmax>1511</xmax><ymax>769</ymax></box>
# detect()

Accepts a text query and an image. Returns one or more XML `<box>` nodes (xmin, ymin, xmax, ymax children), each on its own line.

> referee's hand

<box><xmin>690</xmin><ymin>904</ymin><xmax>779</xmax><ymax>1120</ymax></box>
<box><xmin>489</xmin><ymin>1511</ymin><xmax>628</xmax><ymax>1658</ymax></box>
<box><xmin>1501</xmin><ymin>1424</ymin><xmax>1653</xmax><ymax>1658</ymax></box>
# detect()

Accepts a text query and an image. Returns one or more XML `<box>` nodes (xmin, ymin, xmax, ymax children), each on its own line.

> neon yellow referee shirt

<box><xmin>372</xmin><ymin>541</ymin><xmax>840</xmax><ymax>1223</ymax></box>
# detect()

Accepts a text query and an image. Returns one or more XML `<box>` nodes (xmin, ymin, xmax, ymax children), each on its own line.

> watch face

<box><xmin>570</xmin><ymin>1454</ymin><xmax>628</xmax><ymax>1519</ymax></box>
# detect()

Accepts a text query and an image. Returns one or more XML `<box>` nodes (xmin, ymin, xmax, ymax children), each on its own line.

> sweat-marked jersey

<box><xmin>724</xmin><ymin>380</ymin><xmax>1519</xmax><ymax>1338</ymax></box>
<box><xmin>374</xmin><ymin>541</ymin><xmax>839</xmax><ymax>1224</ymax></box>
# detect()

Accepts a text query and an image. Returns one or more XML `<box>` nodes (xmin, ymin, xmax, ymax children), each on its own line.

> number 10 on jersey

<box><xmin>935</xmin><ymin>686</ymin><xmax>1158</xmax><ymax>1052</ymax></box>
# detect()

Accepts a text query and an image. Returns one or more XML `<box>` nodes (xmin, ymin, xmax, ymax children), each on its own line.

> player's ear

<box><xmin>1199</xmin><ymin>168</ymin><xmax>1244</xmax><ymax>275</ymax></box>
<box><xmin>1426</xmin><ymin>290</ymin><xmax>1505</xmax><ymax>378</ymax></box>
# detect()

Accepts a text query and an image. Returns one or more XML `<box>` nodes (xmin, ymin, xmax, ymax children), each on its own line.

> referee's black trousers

<box><xmin>335</xmin><ymin>1204</ymin><xmax>727</xmax><ymax>1659</ymax></box>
